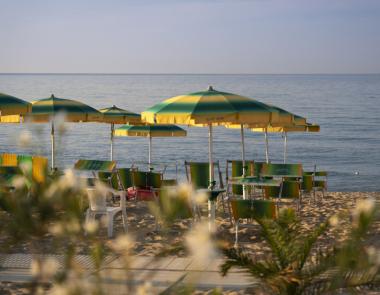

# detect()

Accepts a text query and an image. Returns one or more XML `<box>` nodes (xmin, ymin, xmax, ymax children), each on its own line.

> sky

<box><xmin>1</xmin><ymin>0</ymin><xmax>380</xmax><ymax>74</ymax></box>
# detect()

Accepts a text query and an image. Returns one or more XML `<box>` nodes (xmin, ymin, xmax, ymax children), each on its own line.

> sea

<box><xmin>0</xmin><ymin>74</ymin><xmax>379</xmax><ymax>191</ymax></box>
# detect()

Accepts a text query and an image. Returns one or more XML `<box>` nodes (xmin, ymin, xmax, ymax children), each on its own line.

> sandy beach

<box><xmin>1</xmin><ymin>191</ymin><xmax>378</xmax><ymax>256</ymax></box>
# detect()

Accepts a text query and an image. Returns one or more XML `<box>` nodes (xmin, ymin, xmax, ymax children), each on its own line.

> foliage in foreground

<box><xmin>220</xmin><ymin>203</ymin><xmax>380</xmax><ymax>295</ymax></box>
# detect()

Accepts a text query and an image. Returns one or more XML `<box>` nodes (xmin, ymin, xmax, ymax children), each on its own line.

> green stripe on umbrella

<box><xmin>0</xmin><ymin>93</ymin><xmax>31</xmax><ymax>119</ymax></box>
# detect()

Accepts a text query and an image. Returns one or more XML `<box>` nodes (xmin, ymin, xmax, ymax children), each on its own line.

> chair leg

<box><xmin>234</xmin><ymin>222</ymin><xmax>239</xmax><ymax>248</ymax></box>
<box><xmin>107</xmin><ymin>213</ymin><xmax>113</xmax><ymax>238</ymax></box>
<box><xmin>122</xmin><ymin>211</ymin><xmax>128</xmax><ymax>233</ymax></box>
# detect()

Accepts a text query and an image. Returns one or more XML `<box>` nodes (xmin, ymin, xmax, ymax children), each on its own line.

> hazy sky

<box><xmin>1</xmin><ymin>0</ymin><xmax>380</xmax><ymax>74</ymax></box>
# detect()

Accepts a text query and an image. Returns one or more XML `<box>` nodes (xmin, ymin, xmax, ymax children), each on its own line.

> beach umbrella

<box><xmin>0</xmin><ymin>93</ymin><xmax>32</xmax><ymax>120</ymax></box>
<box><xmin>252</xmin><ymin>123</ymin><xmax>320</xmax><ymax>163</ymax></box>
<box><xmin>99</xmin><ymin>105</ymin><xmax>141</xmax><ymax>161</ymax></box>
<box><xmin>114</xmin><ymin>124</ymin><xmax>187</xmax><ymax>168</ymax></box>
<box><xmin>23</xmin><ymin>94</ymin><xmax>103</xmax><ymax>169</ymax></box>
<box><xmin>142</xmin><ymin>86</ymin><xmax>284</xmax><ymax>189</ymax></box>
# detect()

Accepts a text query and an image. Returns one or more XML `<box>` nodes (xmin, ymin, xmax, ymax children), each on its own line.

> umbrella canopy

<box><xmin>251</xmin><ymin>123</ymin><xmax>320</xmax><ymax>163</ymax></box>
<box><xmin>99</xmin><ymin>105</ymin><xmax>141</xmax><ymax>124</ymax></box>
<box><xmin>114</xmin><ymin>124</ymin><xmax>187</xmax><ymax>167</ymax></box>
<box><xmin>142</xmin><ymin>86</ymin><xmax>283</xmax><ymax>191</ymax></box>
<box><xmin>142</xmin><ymin>86</ymin><xmax>282</xmax><ymax>126</ymax></box>
<box><xmin>99</xmin><ymin>105</ymin><xmax>141</xmax><ymax>161</ymax></box>
<box><xmin>25</xmin><ymin>94</ymin><xmax>102</xmax><ymax>169</ymax></box>
<box><xmin>26</xmin><ymin>94</ymin><xmax>102</xmax><ymax>123</ymax></box>
<box><xmin>0</xmin><ymin>93</ymin><xmax>32</xmax><ymax>120</ymax></box>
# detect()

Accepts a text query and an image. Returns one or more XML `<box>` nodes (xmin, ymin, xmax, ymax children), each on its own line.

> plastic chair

<box><xmin>313</xmin><ymin>170</ymin><xmax>328</xmax><ymax>199</ymax></box>
<box><xmin>184</xmin><ymin>161</ymin><xmax>224</xmax><ymax>189</ymax></box>
<box><xmin>85</xmin><ymin>187</ymin><xmax>127</xmax><ymax>238</ymax></box>
<box><xmin>264</xmin><ymin>180</ymin><xmax>302</xmax><ymax>211</ymax></box>
<box><xmin>127</xmin><ymin>171</ymin><xmax>163</xmax><ymax>201</ymax></box>
<box><xmin>226</xmin><ymin>160</ymin><xmax>254</xmax><ymax>196</ymax></box>
<box><xmin>230</xmin><ymin>199</ymin><xmax>276</xmax><ymax>247</ymax></box>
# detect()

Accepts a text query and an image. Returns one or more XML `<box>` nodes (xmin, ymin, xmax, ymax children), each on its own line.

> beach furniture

<box><xmin>126</xmin><ymin>170</ymin><xmax>163</xmax><ymax>201</ymax></box>
<box><xmin>259</xmin><ymin>163</ymin><xmax>303</xmax><ymax>210</ymax></box>
<box><xmin>263</xmin><ymin>180</ymin><xmax>302</xmax><ymax>211</ymax></box>
<box><xmin>0</xmin><ymin>153</ymin><xmax>48</xmax><ymax>184</ymax></box>
<box><xmin>114</xmin><ymin>124</ymin><xmax>186</xmax><ymax>170</ymax></box>
<box><xmin>313</xmin><ymin>170</ymin><xmax>328</xmax><ymax>199</ymax></box>
<box><xmin>251</xmin><ymin>121</ymin><xmax>320</xmax><ymax>163</ymax></box>
<box><xmin>85</xmin><ymin>186</ymin><xmax>128</xmax><ymax>238</ymax></box>
<box><xmin>99</xmin><ymin>105</ymin><xmax>141</xmax><ymax>161</ymax></box>
<box><xmin>230</xmin><ymin>199</ymin><xmax>277</xmax><ymax>247</ymax></box>
<box><xmin>5</xmin><ymin>95</ymin><xmax>103</xmax><ymax>170</ymax></box>
<box><xmin>184</xmin><ymin>160</ymin><xmax>226</xmax><ymax>228</ymax></box>
<box><xmin>226</xmin><ymin>160</ymin><xmax>255</xmax><ymax>195</ymax></box>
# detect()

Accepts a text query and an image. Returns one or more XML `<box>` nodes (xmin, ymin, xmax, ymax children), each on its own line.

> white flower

<box><xmin>354</xmin><ymin>198</ymin><xmax>375</xmax><ymax>215</ymax></box>
<box><xmin>110</xmin><ymin>234</ymin><xmax>134</xmax><ymax>252</ymax></box>
<box><xmin>11</xmin><ymin>176</ymin><xmax>27</xmax><ymax>189</ymax></box>
<box><xmin>185</xmin><ymin>222</ymin><xmax>217</xmax><ymax>269</ymax></box>
<box><xmin>31</xmin><ymin>258</ymin><xmax>60</xmax><ymax>280</ymax></box>
<box><xmin>18</xmin><ymin>130</ymin><xmax>32</xmax><ymax>147</ymax></box>
<box><xmin>329</xmin><ymin>215</ymin><xmax>339</xmax><ymax>227</ymax></box>
<box><xmin>83</xmin><ymin>219</ymin><xmax>99</xmax><ymax>234</ymax></box>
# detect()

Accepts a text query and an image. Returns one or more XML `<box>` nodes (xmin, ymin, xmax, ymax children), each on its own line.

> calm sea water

<box><xmin>0</xmin><ymin>74</ymin><xmax>379</xmax><ymax>191</ymax></box>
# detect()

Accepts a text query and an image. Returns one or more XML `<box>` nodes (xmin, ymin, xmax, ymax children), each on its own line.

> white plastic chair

<box><xmin>85</xmin><ymin>187</ymin><xmax>128</xmax><ymax>238</ymax></box>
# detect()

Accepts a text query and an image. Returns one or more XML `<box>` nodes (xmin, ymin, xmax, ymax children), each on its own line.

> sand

<box><xmin>0</xmin><ymin>191</ymin><xmax>379</xmax><ymax>294</ymax></box>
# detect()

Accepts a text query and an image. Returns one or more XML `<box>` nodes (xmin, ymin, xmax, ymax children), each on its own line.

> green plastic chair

<box><xmin>226</xmin><ymin>160</ymin><xmax>254</xmax><ymax>195</ymax></box>
<box><xmin>98</xmin><ymin>171</ymin><xmax>119</xmax><ymax>190</ymax></box>
<box><xmin>264</xmin><ymin>180</ymin><xmax>301</xmax><ymax>211</ymax></box>
<box><xmin>313</xmin><ymin>171</ymin><xmax>328</xmax><ymax>199</ymax></box>
<box><xmin>230</xmin><ymin>199</ymin><xmax>277</xmax><ymax>247</ymax></box>
<box><xmin>117</xmin><ymin>168</ymin><xmax>134</xmax><ymax>190</ymax></box>
<box><xmin>184</xmin><ymin>161</ymin><xmax>223</xmax><ymax>189</ymax></box>
<box><xmin>74</xmin><ymin>159</ymin><xmax>116</xmax><ymax>172</ymax></box>
<box><xmin>260</xmin><ymin>163</ymin><xmax>303</xmax><ymax>178</ymax></box>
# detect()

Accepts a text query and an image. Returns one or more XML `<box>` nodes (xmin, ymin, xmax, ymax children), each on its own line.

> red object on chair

<box><xmin>127</xmin><ymin>187</ymin><xmax>157</xmax><ymax>201</ymax></box>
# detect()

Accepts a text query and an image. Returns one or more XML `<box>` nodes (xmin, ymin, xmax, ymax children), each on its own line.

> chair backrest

<box><xmin>98</xmin><ymin>171</ymin><xmax>119</xmax><ymax>189</ymax></box>
<box><xmin>74</xmin><ymin>159</ymin><xmax>116</xmax><ymax>172</ymax></box>
<box><xmin>147</xmin><ymin>172</ymin><xmax>162</xmax><ymax>188</ymax></box>
<box><xmin>0</xmin><ymin>154</ymin><xmax>48</xmax><ymax>184</ymax></box>
<box><xmin>301</xmin><ymin>173</ymin><xmax>313</xmax><ymax>192</ymax></box>
<box><xmin>264</xmin><ymin>180</ymin><xmax>300</xmax><ymax>199</ymax></box>
<box><xmin>260</xmin><ymin>163</ymin><xmax>303</xmax><ymax>178</ymax></box>
<box><xmin>230</xmin><ymin>199</ymin><xmax>276</xmax><ymax>221</ymax></box>
<box><xmin>32</xmin><ymin>156</ymin><xmax>48</xmax><ymax>183</ymax></box>
<box><xmin>117</xmin><ymin>168</ymin><xmax>134</xmax><ymax>189</ymax></box>
<box><xmin>1</xmin><ymin>153</ymin><xmax>18</xmax><ymax>166</ymax></box>
<box><xmin>86</xmin><ymin>188</ymin><xmax>107</xmax><ymax>211</ymax></box>
<box><xmin>184</xmin><ymin>161</ymin><xmax>223</xmax><ymax>189</ymax></box>
<box><xmin>131</xmin><ymin>170</ymin><xmax>163</xmax><ymax>189</ymax></box>
<box><xmin>253</xmin><ymin>162</ymin><xmax>266</xmax><ymax>176</ymax></box>
<box><xmin>226</xmin><ymin>160</ymin><xmax>255</xmax><ymax>195</ymax></box>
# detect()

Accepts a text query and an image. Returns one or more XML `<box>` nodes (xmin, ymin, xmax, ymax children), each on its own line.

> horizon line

<box><xmin>0</xmin><ymin>72</ymin><xmax>379</xmax><ymax>75</ymax></box>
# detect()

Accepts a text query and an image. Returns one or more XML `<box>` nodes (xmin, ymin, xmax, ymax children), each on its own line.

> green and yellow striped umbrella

<box><xmin>99</xmin><ymin>105</ymin><xmax>141</xmax><ymax>161</ymax></box>
<box><xmin>142</xmin><ymin>86</ymin><xmax>283</xmax><ymax>126</ymax></box>
<box><xmin>115</xmin><ymin>124</ymin><xmax>186</xmax><ymax>167</ymax></box>
<box><xmin>142</xmin><ymin>86</ymin><xmax>287</xmax><ymax>189</ymax></box>
<box><xmin>0</xmin><ymin>93</ymin><xmax>31</xmax><ymax>121</ymax></box>
<box><xmin>21</xmin><ymin>94</ymin><xmax>102</xmax><ymax>169</ymax></box>
<box><xmin>29</xmin><ymin>94</ymin><xmax>103</xmax><ymax>169</ymax></box>
<box><xmin>251</xmin><ymin>122</ymin><xmax>320</xmax><ymax>163</ymax></box>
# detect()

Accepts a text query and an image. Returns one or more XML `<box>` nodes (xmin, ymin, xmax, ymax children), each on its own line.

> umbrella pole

<box><xmin>208</xmin><ymin>124</ymin><xmax>214</xmax><ymax>188</ymax></box>
<box><xmin>51</xmin><ymin>121</ymin><xmax>55</xmax><ymax>170</ymax></box>
<box><xmin>265</xmin><ymin>129</ymin><xmax>269</xmax><ymax>163</ymax></box>
<box><xmin>110</xmin><ymin>123</ymin><xmax>114</xmax><ymax>161</ymax></box>
<box><xmin>240</xmin><ymin>124</ymin><xmax>247</xmax><ymax>200</ymax></box>
<box><xmin>148</xmin><ymin>135</ymin><xmax>152</xmax><ymax>170</ymax></box>
<box><xmin>284</xmin><ymin>132</ymin><xmax>287</xmax><ymax>164</ymax></box>
<box><xmin>208</xmin><ymin>124</ymin><xmax>215</xmax><ymax>232</ymax></box>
